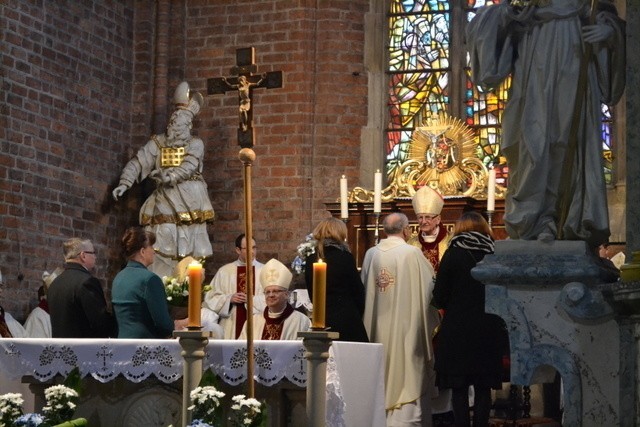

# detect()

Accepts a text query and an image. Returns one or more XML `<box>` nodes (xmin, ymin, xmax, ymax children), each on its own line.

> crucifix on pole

<box><xmin>207</xmin><ymin>47</ymin><xmax>283</xmax><ymax>149</ymax></box>
<box><xmin>207</xmin><ymin>47</ymin><xmax>283</xmax><ymax>400</ymax></box>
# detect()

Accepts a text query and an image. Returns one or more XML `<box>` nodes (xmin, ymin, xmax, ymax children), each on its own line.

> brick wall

<box><xmin>184</xmin><ymin>0</ymin><xmax>369</xmax><ymax>269</ymax></box>
<box><xmin>1</xmin><ymin>0</ymin><xmax>136</xmax><ymax>317</ymax></box>
<box><xmin>1</xmin><ymin>0</ymin><xmax>369</xmax><ymax>320</ymax></box>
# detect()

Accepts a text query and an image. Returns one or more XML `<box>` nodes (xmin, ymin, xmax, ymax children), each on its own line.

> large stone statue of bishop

<box><xmin>113</xmin><ymin>82</ymin><xmax>215</xmax><ymax>278</ymax></box>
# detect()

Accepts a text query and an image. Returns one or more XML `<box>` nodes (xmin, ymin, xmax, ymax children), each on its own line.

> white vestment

<box><xmin>239</xmin><ymin>307</ymin><xmax>311</xmax><ymax>340</ymax></box>
<box><xmin>202</xmin><ymin>259</ymin><xmax>265</xmax><ymax>339</ymax></box>
<box><xmin>23</xmin><ymin>307</ymin><xmax>52</xmax><ymax>338</ymax></box>
<box><xmin>361</xmin><ymin>236</ymin><xmax>435</xmax><ymax>425</ymax></box>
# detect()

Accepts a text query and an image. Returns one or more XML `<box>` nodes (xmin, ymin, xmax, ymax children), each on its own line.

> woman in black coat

<box><xmin>433</xmin><ymin>211</ymin><xmax>509</xmax><ymax>427</ymax></box>
<box><xmin>304</xmin><ymin>217</ymin><xmax>369</xmax><ymax>342</ymax></box>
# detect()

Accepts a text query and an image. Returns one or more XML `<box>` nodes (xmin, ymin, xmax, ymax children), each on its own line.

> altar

<box><xmin>0</xmin><ymin>338</ymin><xmax>385</xmax><ymax>427</ymax></box>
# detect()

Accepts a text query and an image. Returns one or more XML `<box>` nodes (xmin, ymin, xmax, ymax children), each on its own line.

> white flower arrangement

<box><xmin>42</xmin><ymin>385</ymin><xmax>79</xmax><ymax>425</ymax></box>
<box><xmin>291</xmin><ymin>233</ymin><xmax>317</xmax><ymax>274</ymax></box>
<box><xmin>162</xmin><ymin>276</ymin><xmax>212</xmax><ymax>307</ymax></box>
<box><xmin>188</xmin><ymin>386</ymin><xmax>225</xmax><ymax>425</ymax></box>
<box><xmin>0</xmin><ymin>384</ymin><xmax>83</xmax><ymax>426</ymax></box>
<box><xmin>184</xmin><ymin>386</ymin><xmax>266</xmax><ymax>427</ymax></box>
<box><xmin>0</xmin><ymin>392</ymin><xmax>24</xmax><ymax>425</ymax></box>
<box><xmin>229</xmin><ymin>394</ymin><xmax>265</xmax><ymax>427</ymax></box>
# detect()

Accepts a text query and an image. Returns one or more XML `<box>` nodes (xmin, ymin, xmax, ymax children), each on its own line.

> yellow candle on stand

<box><xmin>187</xmin><ymin>260</ymin><xmax>203</xmax><ymax>329</ymax></box>
<box><xmin>312</xmin><ymin>259</ymin><xmax>327</xmax><ymax>329</ymax></box>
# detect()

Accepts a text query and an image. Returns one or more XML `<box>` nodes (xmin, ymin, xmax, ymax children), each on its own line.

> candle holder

<box><xmin>374</xmin><ymin>213</ymin><xmax>381</xmax><ymax>244</ymax></box>
<box><xmin>486</xmin><ymin>210</ymin><xmax>494</xmax><ymax>228</ymax></box>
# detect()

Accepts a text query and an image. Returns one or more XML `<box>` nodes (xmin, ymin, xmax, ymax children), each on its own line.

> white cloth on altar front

<box><xmin>331</xmin><ymin>341</ymin><xmax>386</xmax><ymax>427</ymax></box>
<box><xmin>23</xmin><ymin>307</ymin><xmax>52</xmax><ymax>338</ymax></box>
<box><xmin>203</xmin><ymin>259</ymin><xmax>266</xmax><ymax>339</ymax></box>
<box><xmin>0</xmin><ymin>339</ymin><xmax>385</xmax><ymax>426</ymax></box>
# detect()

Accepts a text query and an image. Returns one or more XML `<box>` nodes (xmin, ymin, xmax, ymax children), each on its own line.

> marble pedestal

<box><xmin>473</xmin><ymin>240</ymin><xmax>623</xmax><ymax>427</ymax></box>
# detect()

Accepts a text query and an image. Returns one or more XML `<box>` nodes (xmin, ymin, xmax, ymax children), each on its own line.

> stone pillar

<box><xmin>474</xmin><ymin>240</ymin><xmax>621</xmax><ymax>427</ymax></box>
<box><xmin>299</xmin><ymin>331</ymin><xmax>339</xmax><ymax>427</ymax></box>
<box><xmin>174</xmin><ymin>330</ymin><xmax>211</xmax><ymax>427</ymax></box>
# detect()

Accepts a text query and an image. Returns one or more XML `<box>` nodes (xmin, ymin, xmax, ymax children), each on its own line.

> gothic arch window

<box><xmin>384</xmin><ymin>0</ymin><xmax>617</xmax><ymax>186</ymax></box>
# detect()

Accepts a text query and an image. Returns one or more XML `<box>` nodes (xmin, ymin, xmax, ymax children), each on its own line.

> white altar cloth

<box><xmin>0</xmin><ymin>339</ymin><xmax>385</xmax><ymax>427</ymax></box>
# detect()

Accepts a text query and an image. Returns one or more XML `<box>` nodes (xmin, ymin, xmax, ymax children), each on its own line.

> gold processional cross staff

<box><xmin>207</xmin><ymin>47</ymin><xmax>283</xmax><ymax>399</ymax></box>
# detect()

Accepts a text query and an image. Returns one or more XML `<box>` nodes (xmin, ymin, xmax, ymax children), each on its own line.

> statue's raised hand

<box><xmin>112</xmin><ymin>185</ymin><xmax>128</xmax><ymax>201</ymax></box>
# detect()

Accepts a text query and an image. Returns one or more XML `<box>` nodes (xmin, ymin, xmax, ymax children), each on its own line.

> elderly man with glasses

<box><xmin>47</xmin><ymin>238</ymin><xmax>116</xmax><ymax>338</ymax></box>
<box><xmin>240</xmin><ymin>258</ymin><xmax>310</xmax><ymax>340</ymax></box>
<box><xmin>408</xmin><ymin>186</ymin><xmax>451</xmax><ymax>273</ymax></box>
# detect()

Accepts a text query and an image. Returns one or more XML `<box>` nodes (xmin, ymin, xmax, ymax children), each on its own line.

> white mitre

<box><xmin>259</xmin><ymin>259</ymin><xmax>293</xmax><ymax>291</ymax></box>
<box><xmin>412</xmin><ymin>186</ymin><xmax>444</xmax><ymax>215</ymax></box>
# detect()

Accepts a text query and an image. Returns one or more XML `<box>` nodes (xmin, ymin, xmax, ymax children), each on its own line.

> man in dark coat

<box><xmin>48</xmin><ymin>238</ymin><xmax>116</xmax><ymax>338</ymax></box>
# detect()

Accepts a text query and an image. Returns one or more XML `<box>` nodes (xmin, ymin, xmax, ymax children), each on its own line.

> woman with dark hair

<box><xmin>304</xmin><ymin>217</ymin><xmax>368</xmax><ymax>342</ymax></box>
<box><xmin>112</xmin><ymin>227</ymin><xmax>181</xmax><ymax>338</ymax></box>
<box><xmin>433</xmin><ymin>211</ymin><xmax>509</xmax><ymax>427</ymax></box>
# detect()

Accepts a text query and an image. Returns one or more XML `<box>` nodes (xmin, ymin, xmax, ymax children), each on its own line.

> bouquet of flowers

<box><xmin>0</xmin><ymin>385</ymin><xmax>83</xmax><ymax>427</ymax></box>
<box><xmin>291</xmin><ymin>233</ymin><xmax>317</xmax><ymax>274</ymax></box>
<box><xmin>42</xmin><ymin>385</ymin><xmax>79</xmax><ymax>425</ymax></box>
<box><xmin>188</xmin><ymin>386</ymin><xmax>225</xmax><ymax>426</ymax></box>
<box><xmin>229</xmin><ymin>394</ymin><xmax>266</xmax><ymax>427</ymax></box>
<box><xmin>162</xmin><ymin>275</ymin><xmax>190</xmax><ymax>307</ymax></box>
<box><xmin>163</xmin><ymin>257</ymin><xmax>212</xmax><ymax>307</ymax></box>
<box><xmin>1</xmin><ymin>392</ymin><xmax>24</xmax><ymax>425</ymax></box>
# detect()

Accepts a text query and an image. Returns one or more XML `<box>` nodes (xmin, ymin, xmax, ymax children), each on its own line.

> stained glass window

<box><xmin>386</xmin><ymin>0</ymin><xmax>615</xmax><ymax>186</ymax></box>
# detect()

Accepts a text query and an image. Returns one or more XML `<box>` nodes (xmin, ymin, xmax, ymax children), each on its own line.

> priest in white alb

<box><xmin>202</xmin><ymin>234</ymin><xmax>265</xmax><ymax>339</ymax></box>
<box><xmin>362</xmin><ymin>212</ymin><xmax>436</xmax><ymax>427</ymax></box>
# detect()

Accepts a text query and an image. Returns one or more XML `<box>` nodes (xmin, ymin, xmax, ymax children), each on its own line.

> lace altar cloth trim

<box><xmin>0</xmin><ymin>338</ymin><xmax>308</xmax><ymax>386</ymax></box>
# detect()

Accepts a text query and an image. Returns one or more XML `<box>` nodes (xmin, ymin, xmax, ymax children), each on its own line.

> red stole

<box><xmin>38</xmin><ymin>298</ymin><xmax>49</xmax><ymax>313</ymax></box>
<box><xmin>261</xmin><ymin>304</ymin><xmax>295</xmax><ymax>340</ymax></box>
<box><xmin>234</xmin><ymin>265</ymin><xmax>255</xmax><ymax>339</ymax></box>
<box><xmin>417</xmin><ymin>226</ymin><xmax>448</xmax><ymax>272</ymax></box>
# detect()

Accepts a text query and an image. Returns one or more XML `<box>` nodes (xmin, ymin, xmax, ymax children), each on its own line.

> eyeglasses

<box><xmin>264</xmin><ymin>289</ymin><xmax>287</xmax><ymax>296</ymax></box>
<box><xmin>418</xmin><ymin>214</ymin><xmax>439</xmax><ymax>221</ymax></box>
<box><xmin>82</xmin><ymin>251</ymin><xmax>96</xmax><ymax>256</ymax></box>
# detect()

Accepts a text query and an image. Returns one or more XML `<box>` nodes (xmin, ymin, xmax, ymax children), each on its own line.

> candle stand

<box><xmin>298</xmin><ymin>330</ymin><xmax>340</xmax><ymax>427</ymax></box>
<box><xmin>174</xmin><ymin>329</ymin><xmax>212</xmax><ymax>427</ymax></box>
<box><xmin>374</xmin><ymin>213</ymin><xmax>380</xmax><ymax>244</ymax></box>
<box><xmin>486</xmin><ymin>210</ymin><xmax>494</xmax><ymax>228</ymax></box>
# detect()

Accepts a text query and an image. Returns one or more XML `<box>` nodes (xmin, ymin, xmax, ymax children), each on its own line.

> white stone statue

<box><xmin>113</xmin><ymin>82</ymin><xmax>215</xmax><ymax>278</ymax></box>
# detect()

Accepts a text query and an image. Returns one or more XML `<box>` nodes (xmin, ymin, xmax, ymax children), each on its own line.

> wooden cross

<box><xmin>207</xmin><ymin>47</ymin><xmax>283</xmax><ymax>148</ymax></box>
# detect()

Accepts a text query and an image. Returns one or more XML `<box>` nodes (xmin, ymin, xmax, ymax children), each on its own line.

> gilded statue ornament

<box><xmin>348</xmin><ymin>113</ymin><xmax>505</xmax><ymax>203</ymax></box>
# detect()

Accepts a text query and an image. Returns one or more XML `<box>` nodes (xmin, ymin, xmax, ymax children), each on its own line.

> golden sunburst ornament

<box><xmin>402</xmin><ymin>112</ymin><xmax>481</xmax><ymax>196</ymax></box>
<box><xmin>348</xmin><ymin>112</ymin><xmax>493</xmax><ymax>202</ymax></box>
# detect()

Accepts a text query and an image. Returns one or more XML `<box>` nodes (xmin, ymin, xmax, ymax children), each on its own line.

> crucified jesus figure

<box><xmin>223</xmin><ymin>74</ymin><xmax>266</xmax><ymax>132</ymax></box>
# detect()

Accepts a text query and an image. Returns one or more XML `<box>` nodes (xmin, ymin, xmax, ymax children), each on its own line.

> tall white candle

<box><xmin>340</xmin><ymin>175</ymin><xmax>348</xmax><ymax>219</ymax></box>
<box><xmin>487</xmin><ymin>167</ymin><xmax>496</xmax><ymax>212</ymax></box>
<box><xmin>373</xmin><ymin>170</ymin><xmax>382</xmax><ymax>214</ymax></box>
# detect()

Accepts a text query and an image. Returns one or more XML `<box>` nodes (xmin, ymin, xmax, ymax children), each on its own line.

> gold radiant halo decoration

<box><xmin>349</xmin><ymin>112</ymin><xmax>504</xmax><ymax>202</ymax></box>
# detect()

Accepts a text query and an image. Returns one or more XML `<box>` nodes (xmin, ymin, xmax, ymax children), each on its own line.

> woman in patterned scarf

<box><xmin>433</xmin><ymin>211</ymin><xmax>509</xmax><ymax>427</ymax></box>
